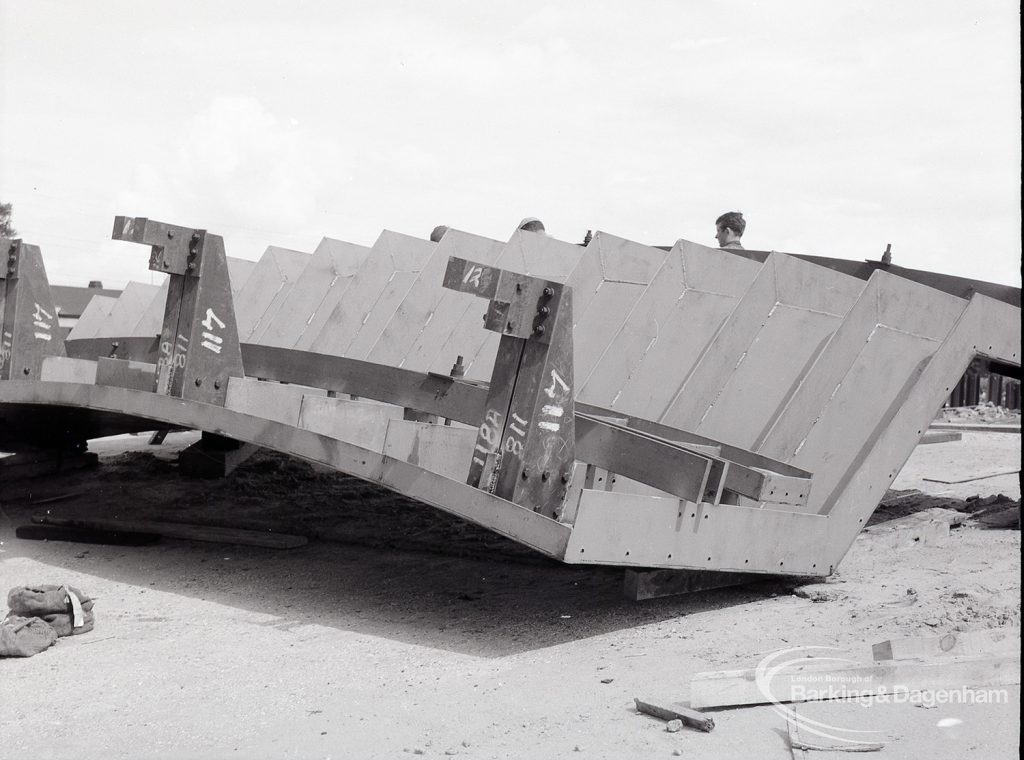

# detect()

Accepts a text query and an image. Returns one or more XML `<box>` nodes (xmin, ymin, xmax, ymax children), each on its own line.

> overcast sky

<box><xmin>1</xmin><ymin>1</ymin><xmax>1020</xmax><ymax>289</ymax></box>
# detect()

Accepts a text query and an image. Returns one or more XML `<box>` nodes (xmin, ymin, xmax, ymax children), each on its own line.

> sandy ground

<box><xmin>0</xmin><ymin>420</ymin><xmax>1020</xmax><ymax>760</ymax></box>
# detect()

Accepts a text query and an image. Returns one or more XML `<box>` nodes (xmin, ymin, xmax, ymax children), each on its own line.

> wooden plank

<box><xmin>923</xmin><ymin>468</ymin><xmax>1020</xmax><ymax>484</ymax></box>
<box><xmin>928</xmin><ymin>423</ymin><xmax>1020</xmax><ymax>434</ymax></box>
<box><xmin>873</xmin><ymin>627</ymin><xmax>1021</xmax><ymax>661</ymax></box>
<box><xmin>252</xmin><ymin>237</ymin><xmax>370</xmax><ymax>348</ymax></box>
<box><xmin>301</xmin><ymin>230</ymin><xmax>435</xmax><ymax>354</ymax></box>
<box><xmin>633</xmin><ymin>698</ymin><xmax>715</xmax><ymax>732</ymax></box>
<box><xmin>362</xmin><ymin>229</ymin><xmax>504</xmax><ymax>365</ymax></box>
<box><xmin>690</xmin><ymin>652</ymin><xmax>1021</xmax><ymax>709</ymax></box>
<box><xmin>233</xmin><ymin>246</ymin><xmax>310</xmax><ymax>339</ymax></box>
<box><xmin>918</xmin><ymin>430</ymin><xmax>962</xmax><ymax>445</ymax></box>
<box><xmin>33</xmin><ymin>514</ymin><xmax>307</xmax><ymax>549</ymax></box>
<box><xmin>578</xmin><ymin>239</ymin><xmax>761</xmax><ymax>412</ymax></box>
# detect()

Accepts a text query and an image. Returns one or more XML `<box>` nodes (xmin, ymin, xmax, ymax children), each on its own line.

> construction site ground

<box><xmin>0</xmin><ymin>407</ymin><xmax>1020</xmax><ymax>759</ymax></box>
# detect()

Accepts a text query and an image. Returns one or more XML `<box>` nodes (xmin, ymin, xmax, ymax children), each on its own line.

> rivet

<box><xmin>541</xmin><ymin>470</ymin><xmax>550</xmax><ymax>482</ymax></box>
<box><xmin>23</xmin><ymin>367</ymin><xmax>30</xmax><ymax>375</ymax></box>
<box><xmin>167</xmin><ymin>230</ymin><xmax>174</xmax><ymax>239</ymax></box>
<box><xmin>507</xmin><ymin>321</ymin><xmax>514</xmax><ymax>331</ymax></box>
<box><xmin>195</xmin><ymin>378</ymin><xmax>202</xmax><ymax>387</ymax></box>
<box><xmin>187</xmin><ymin>262</ymin><xmax>196</xmax><ymax>271</ymax></box>
<box><xmin>521</xmin><ymin>467</ymin><xmax>530</xmax><ymax>480</ymax></box>
<box><xmin>191</xmin><ymin>232</ymin><xmax>201</xmax><ymax>242</ymax></box>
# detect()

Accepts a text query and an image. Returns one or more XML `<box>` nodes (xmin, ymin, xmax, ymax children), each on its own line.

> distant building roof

<box><xmin>51</xmin><ymin>284</ymin><xmax>122</xmax><ymax>318</ymax></box>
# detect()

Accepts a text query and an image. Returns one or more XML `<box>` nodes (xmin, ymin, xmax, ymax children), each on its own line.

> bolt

<box><xmin>23</xmin><ymin>367</ymin><xmax>30</xmax><ymax>375</ymax></box>
<box><xmin>167</xmin><ymin>230</ymin><xmax>174</xmax><ymax>239</ymax></box>
<box><xmin>561</xmin><ymin>473</ymin><xmax>570</xmax><ymax>484</ymax></box>
<box><xmin>521</xmin><ymin>467</ymin><xmax>530</xmax><ymax>480</ymax></box>
<box><xmin>214</xmin><ymin>379</ymin><xmax>221</xmax><ymax>390</ymax></box>
<box><xmin>507</xmin><ymin>321</ymin><xmax>514</xmax><ymax>331</ymax></box>
<box><xmin>543</xmin><ymin>287</ymin><xmax>554</xmax><ymax>297</ymax></box>
<box><xmin>541</xmin><ymin>470</ymin><xmax>550</xmax><ymax>482</ymax></box>
<box><xmin>534</xmin><ymin>325</ymin><xmax>545</xmax><ymax>335</ymax></box>
<box><xmin>195</xmin><ymin>378</ymin><xmax>202</xmax><ymax>387</ymax></box>
<box><xmin>538</xmin><ymin>306</ymin><xmax>550</xmax><ymax>315</ymax></box>
<box><xmin>191</xmin><ymin>232</ymin><xmax>201</xmax><ymax>242</ymax></box>
<box><xmin>516</xmin><ymin>283</ymin><xmax>522</xmax><ymax>293</ymax></box>
<box><xmin>187</xmin><ymin>262</ymin><xmax>196</xmax><ymax>271</ymax></box>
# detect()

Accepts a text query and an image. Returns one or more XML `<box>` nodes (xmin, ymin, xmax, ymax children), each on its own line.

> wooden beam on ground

<box><xmin>923</xmin><ymin>468</ymin><xmax>1021</xmax><ymax>484</ymax></box>
<box><xmin>0</xmin><ymin>451</ymin><xmax>97</xmax><ymax>481</ymax></box>
<box><xmin>918</xmin><ymin>430</ymin><xmax>962</xmax><ymax>445</ymax></box>
<box><xmin>927</xmin><ymin>423</ymin><xmax>1020</xmax><ymax>434</ymax></box>
<box><xmin>873</xmin><ymin>627</ymin><xmax>1021</xmax><ymax>661</ymax></box>
<box><xmin>624</xmin><ymin>569</ymin><xmax>760</xmax><ymax>601</ymax></box>
<box><xmin>689</xmin><ymin>652</ymin><xmax>1021</xmax><ymax>709</ymax></box>
<box><xmin>633</xmin><ymin>698</ymin><xmax>715</xmax><ymax>732</ymax></box>
<box><xmin>33</xmin><ymin>515</ymin><xmax>307</xmax><ymax>549</ymax></box>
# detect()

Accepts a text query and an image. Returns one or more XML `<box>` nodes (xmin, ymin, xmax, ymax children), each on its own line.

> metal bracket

<box><xmin>111</xmin><ymin>217</ymin><xmax>243</xmax><ymax>405</ymax></box>
<box><xmin>443</xmin><ymin>256</ymin><xmax>575</xmax><ymax>517</ymax></box>
<box><xmin>0</xmin><ymin>238</ymin><xmax>66</xmax><ymax>380</ymax></box>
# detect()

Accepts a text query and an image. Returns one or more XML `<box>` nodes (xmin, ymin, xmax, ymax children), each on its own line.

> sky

<box><xmin>1</xmin><ymin>1</ymin><xmax>1020</xmax><ymax>290</ymax></box>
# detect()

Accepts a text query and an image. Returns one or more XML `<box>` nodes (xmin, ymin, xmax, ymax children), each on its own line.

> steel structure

<box><xmin>1</xmin><ymin>217</ymin><xmax>1019</xmax><ymax>591</ymax></box>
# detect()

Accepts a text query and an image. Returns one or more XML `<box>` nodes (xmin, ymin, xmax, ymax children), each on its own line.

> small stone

<box><xmin>666</xmin><ymin>719</ymin><xmax>683</xmax><ymax>733</ymax></box>
<box><xmin>573</xmin><ymin>746</ymin><xmax>582</xmax><ymax>752</ymax></box>
<box><xmin>673</xmin><ymin>750</ymin><xmax>683</xmax><ymax>756</ymax></box>
<box><xmin>925</xmin><ymin>618</ymin><xmax>940</xmax><ymax>627</ymax></box>
<box><xmin>413</xmin><ymin>750</ymin><xmax>425</xmax><ymax>756</ymax></box>
<box><xmin>600</xmin><ymin>677</ymin><xmax>614</xmax><ymax>684</ymax></box>
<box><xmin>461</xmin><ymin>741</ymin><xmax>470</xmax><ymax>748</ymax></box>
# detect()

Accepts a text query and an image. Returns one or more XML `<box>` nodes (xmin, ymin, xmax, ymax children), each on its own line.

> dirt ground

<box><xmin>0</xmin><ymin>410</ymin><xmax>1020</xmax><ymax>760</ymax></box>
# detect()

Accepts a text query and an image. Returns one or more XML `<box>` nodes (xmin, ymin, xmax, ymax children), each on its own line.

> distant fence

<box><xmin>947</xmin><ymin>364</ymin><xmax>1021</xmax><ymax>410</ymax></box>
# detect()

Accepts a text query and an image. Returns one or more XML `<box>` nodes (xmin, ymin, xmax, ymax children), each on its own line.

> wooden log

<box><xmin>633</xmin><ymin>697</ymin><xmax>715</xmax><ymax>732</ymax></box>
<box><xmin>917</xmin><ymin>430</ymin><xmax>962</xmax><ymax>445</ymax></box>
<box><xmin>33</xmin><ymin>515</ymin><xmax>307</xmax><ymax>549</ymax></box>
<box><xmin>873</xmin><ymin>627</ymin><xmax>1021</xmax><ymax>661</ymax></box>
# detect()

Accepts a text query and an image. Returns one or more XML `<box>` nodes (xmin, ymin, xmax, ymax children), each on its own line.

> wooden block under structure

<box><xmin>873</xmin><ymin>627</ymin><xmax>1021</xmax><ymax>661</ymax></box>
<box><xmin>690</xmin><ymin>652</ymin><xmax>1021</xmax><ymax>709</ymax></box>
<box><xmin>624</xmin><ymin>569</ymin><xmax>761</xmax><ymax>601</ymax></box>
<box><xmin>178</xmin><ymin>434</ymin><xmax>258</xmax><ymax>478</ymax></box>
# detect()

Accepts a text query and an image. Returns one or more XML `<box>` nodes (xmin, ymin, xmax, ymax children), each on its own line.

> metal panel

<box><xmin>660</xmin><ymin>253</ymin><xmax>864</xmax><ymax>436</ymax></box>
<box><xmin>224</xmin><ymin>376</ymin><xmax>327</xmax><ymax>426</ymax></box>
<box><xmin>822</xmin><ymin>293</ymin><xmax>1020</xmax><ymax>562</ymax></box>
<box><xmin>93</xmin><ymin>282</ymin><xmax>162</xmax><ymax>338</ymax></box>
<box><xmin>252</xmin><ymin>237</ymin><xmax>370</xmax><ymax>348</ymax></box>
<box><xmin>297</xmin><ymin>396</ymin><xmax>403</xmax><ymax>452</ymax></box>
<box><xmin>65</xmin><ymin>296</ymin><xmax>118</xmax><ymax>340</ymax></box>
<box><xmin>0</xmin><ymin>240</ymin><xmax>66</xmax><ymax>380</ymax></box>
<box><xmin>233</xmin><ymin>246</ymin><xmax>310</xmax><ymax>340</ymax></box>
<box><xmin>563</xmin><ymin>490</ymin><xmax>830</xmax><ymax>574</ymax></box>
<box><xmin>581</xmin><ymin>240</ymin><xmax>763</xmax><ymax>416</ymax></box>
<box><xmin>360</xmin><ymin>228</ymin><xmax>504</xmax><ymax>363</ymax></box>
<box><xmin>381</xmin><ymin>419</ymin><xmax>476</xmax><ymax>481</ymax></box>
<box><xmin>435</xmin><ymin>230</ymin><xmax>585</xmax><ymax>380</ymax></box>
<box><xmin>302</xmin><ymin>230</ymin><xmax>435</xmax><ymax>354</ymax></box>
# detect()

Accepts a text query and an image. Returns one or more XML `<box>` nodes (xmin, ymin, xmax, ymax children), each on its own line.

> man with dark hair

<box><xmin>715</xmin><ymin>211</ymin><xmax>745</xmax><ymax>249</ymax></box>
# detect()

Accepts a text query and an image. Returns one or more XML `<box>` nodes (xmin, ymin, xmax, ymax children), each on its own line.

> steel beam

<box><xmin>0</xmin><ymin>238</ymin><xmax>65</xmax><ymax>380</ymax></box>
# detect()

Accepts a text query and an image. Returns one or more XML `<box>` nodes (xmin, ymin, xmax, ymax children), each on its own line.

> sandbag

<box><xmin>0</xmin><ymin>615</ymin><xmax>57</xmax><ymax>657</ymax></box>
<box><xmin>7</xmin><ymin>585</ymin><xmax>94</xmax><ymax>616</ymax></box>
<box><xmin>38</xmin><ymin>609</ymin><xmax>96</xmax><ymax>637</ymax></box>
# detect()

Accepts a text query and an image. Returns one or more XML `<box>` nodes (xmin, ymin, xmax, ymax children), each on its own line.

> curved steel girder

<box><xmin>0</xmin><ymin>380</ymin><xmax>571</xmax><ymax>560</ymax></box>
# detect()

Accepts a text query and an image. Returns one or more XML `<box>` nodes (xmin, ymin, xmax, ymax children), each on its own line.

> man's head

<box><xmin>715</xmin><ymin>211</ymin><xmax>745</xmax><ymax>247</ymax></box>
<box><xmin>519</xmin><ymin>217</ymin><xmax>546</xmax><ymax>233</ymax></box>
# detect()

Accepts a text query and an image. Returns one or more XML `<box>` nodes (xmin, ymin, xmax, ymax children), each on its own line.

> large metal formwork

<box><xmin>1</xmin><ymin>219</ymin><xmax>1019</xmax><ymax>593</ymax></box>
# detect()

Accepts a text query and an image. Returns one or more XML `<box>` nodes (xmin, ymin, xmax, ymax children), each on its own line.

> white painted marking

<box><xmin>538</xmin><ymin>421</ymin><xmax>560</xmax><ymax>432</ymax></box>
<box><xmin>541</xmin><ymin>405</ymin><xmax>563</xmax><ymax>417</ymax></box>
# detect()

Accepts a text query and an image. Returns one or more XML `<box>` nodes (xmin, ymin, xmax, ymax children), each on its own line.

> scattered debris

<box><xmin>792</xmin><ymin>584</ymin><xmax>845</xmax><ymax>603</ymax></box>
<box><xmin>665</xmin><ymin>719</ymin><xmax>683</xmax><ymax>733</ymax></box>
